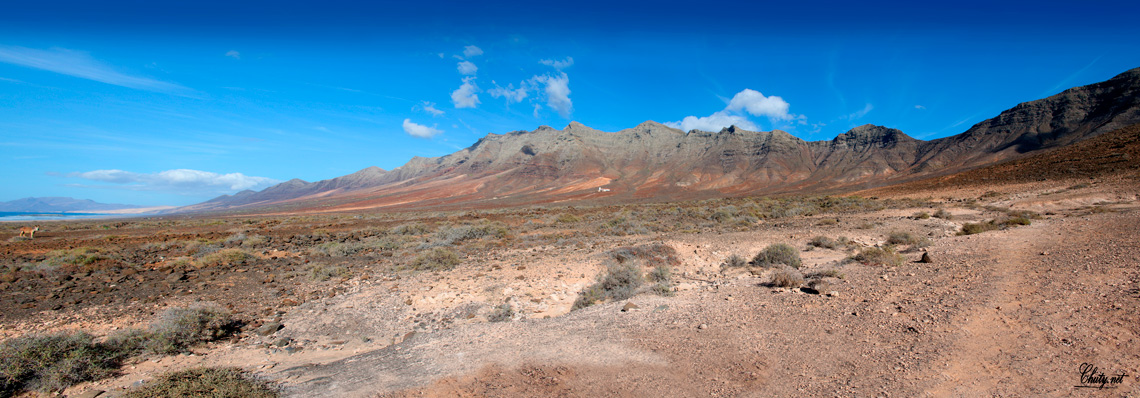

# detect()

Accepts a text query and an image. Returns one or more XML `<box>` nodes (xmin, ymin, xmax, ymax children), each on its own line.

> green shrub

<box><xmin>851</xmin><ymin>246</ymin><xmax>905</xmax><ymax>267</ymax></box>
<box><xmin>437</xmin><ymin>222</ymin><xmax>509</xmax><ymax>245</ymax></box>
<box><xmin>40</xmin><ymin>247</ymin><xmax>111</xmax><ymax>269</ymax></box>
<box><xmin>770</xmin><ymin>267</ymin><xmax>804</xmax><ymax>288</ymax></box>
<box><xmin>1001</xmin><ymin>216</ymin><xmax>1032</xmax><ymax>226</ymax></box>
<box><xmin>752</xmin><ymin>243</ymin><xmax>802</xmax><ymax>269</ymax></box>
<box><xmin>572</xmin><ymin>262</ymin><xmax>645</xmax><ymax>310</ymax></box>
<box><xmin>145</xmin><ymin>306</ymin><xmax>239</xmax><ymax>355</ymax></box>
<box><xmin>913</xmin><ymin>211</ymin><xmax>930</xmax><ymax>219</ymax></box>
<box><xmin>0</xmin><ymin>332</ymin><xmax>124</xmax><ymax>395</ymax></box>
<box><xmin>121</xmin><ymin>367</ymin><xmax>278</xmax><ymax>398</ymax></box>
<box><xmin>198</xmin><ymin>249</ymin><xmax>255</xmax><ymax>268</ymax></box>
<box><xmin>410</xmin><ymin>247</ymin><xmax>461</xmax><ymax>271</ymax></box>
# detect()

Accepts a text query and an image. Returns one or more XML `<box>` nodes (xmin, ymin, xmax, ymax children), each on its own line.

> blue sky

<box><xmin>2</xmin><ymin>0</ymin><xmax>1139</xmax><ymax>206</ymax></box>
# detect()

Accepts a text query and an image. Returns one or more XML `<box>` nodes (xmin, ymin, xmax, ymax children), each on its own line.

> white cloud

<box><xmin>463</xmin><ymin>45</ymin><xmax>483</xmax><ymax>58</ymax></box>
<box><xmin>665</xmin><ymin>111</ymin><xmax>759</xmax><ymax>132</ymax></box>
<box><xmin>488</xmin><ymin>81</ymin><xmax>528</xmax><ymax>104</ymax></box>
<box><xmin>0</xmin><ymin>45</ymin><xmax>193</xmax><ymax>94</ymax></box>
<box><xmin>540</xmin><ymin>57</ymin><xmax>574</xmax><ymax>69</ymax></box>
<box><xmin>530</xmin><ymin>72</ymin><xmax>572</xmax><ymax>118</ymax></box>
<box><xmin>403</xmin><ymin>119</ymin><xmax>443</xmax><ymax>138</ymax></box>
<box><xmin>844</xmin><ymin>103</ymin><xmax>874</xmax><ymax>120</ymax></box>
<box><xmin>451</xmin><ymin>77</ymin><xmax>480</xmax><ymax>108</ymax></box>
<box><xmin>68</xmin><ymin>169</ymin><xmax>279</xmax><ymax>194</ymax></box>
<box><xmin>667</xmin><ymin>88</ymin><xmax>799</xmax><ymax>132</ymax></box>
<box><xmin>726</xmin><ymin>89</ymin><xmax>793</xmax><ymax>120</ymax></box>
<box><xmin>225</xmin><ymin>50</ymin><xmax>241</xmax><ymax>59</ymax></box>
<box><xmin>457</xmin><ymin>60</ymin><xmax>478</xmax><ymax>75</ymax></box>
<box><xmin>420</xmin><ymin>101</ymin><xmax>444</xmax><ymax>116</ymax></box>
<box><xmin>915</xmin><ymin>104</ymin><xmax>926</xmax><ymax>110</ymax></box>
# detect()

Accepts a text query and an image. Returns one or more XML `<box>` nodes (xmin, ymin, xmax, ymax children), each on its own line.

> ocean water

<box><xmin>0</xmin><ymin>212</ymin><xmax>119</xmax><ymax>222</ymax></box>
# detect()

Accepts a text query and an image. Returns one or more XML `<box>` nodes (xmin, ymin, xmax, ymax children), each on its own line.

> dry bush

<box><xmin>198</xmin><ymin>249</ymin><xmax>255</xmax><ymax>268</ymax></box>
<box><xmin>958</xmin><ymin>221</ymin><xmax>1001</xmax><ymax>235</ymax></box>
<box><xmin>410</xmin><ymin>247</ymin><xmax>461</xmax><ymax>271</ymax></box>
<box><xmin>572</xmin><ymin>262</ymin><xmax>645</xmax><ymax>310</ymax></box>
<box><xmin>390</xmin><ymin>222</ymin><xmax>431</xmax><ymax>236</ymax></box>
<box><xmin>144</xmin><ymin>305</ymin><xmax>240</xmax><ymax>355</ymax></box>
<box><xmin>0</xmin><ymin>332</ymin><xmax>125</xmax><ymax>395</ymax></box>
<box><xmin>770</xmin><ymin>267</ymin><xmax>804</xmax><ymax>287</ymax></box>
<box><xmin>120</xmin><ymin>367</ymin><xmax>278</xmax><ymax>398</ymax></box>
<box><xmin>933</xmin><ymin>208</ymin><xmax>953</xmax><ymax>219</ymax></box>
<box><xmin>851</xmin><ymin>246</ymin><xmax>905</xmax><ymax>267</ymax></box>
<box><xmin>913</xmin><ymin>211</ymin><xmax>931</xmax><ymax>219</ymax></box>
<box><xmin>722</xmin><ymin>254</ymin><xmax>749</xmax><ymax>268</ymax></box>
<box><xmin>308</xmin><ymin>263</ymin><xmax>349</xmax><ymax>281</ymax></box>
<box><xmin>886</xmin><ymin>231</ymin><xmax>931</xmax><ymax>248</ymax></box>
<box><xmin>808</xmin><ymin>236</ymin><xmax>839</xmax><ymax>249</ymax></box>
<box><xmin>609</xmin><ymin>243</ymin><xmax>680</xmax><ymax>266</ymax></box>
<box><xmin>752</xmin><ymin>243</ymin><xmax>802</xmax><ymax>269</ymax></box>
<box><xmin>487</xmin><ymin>304</ymin><xmax>514</xmax><ymax>323</ymax></box>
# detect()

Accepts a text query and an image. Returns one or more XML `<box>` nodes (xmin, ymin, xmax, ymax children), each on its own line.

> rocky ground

<box><xmin>2</xmin><ymin>178</ymin><xmax>1139</xmax><ymax>397</ymax></box>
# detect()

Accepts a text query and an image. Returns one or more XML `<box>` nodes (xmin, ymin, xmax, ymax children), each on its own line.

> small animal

<box><xmin>18</xmin><ymin>226</ymin><xmax>39</xmax><ymax>238</ymax></box>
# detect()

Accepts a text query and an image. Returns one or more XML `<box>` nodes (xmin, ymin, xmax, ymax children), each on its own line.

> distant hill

<box><xmin>0</xmin><ymin>197</ymin><xmax>146</xmax><ymax>213</ymax></box>
<box><xmin>176</xmin><ymin>66</ymin><xmax>1140</xmax><ymax>214</ymax></box>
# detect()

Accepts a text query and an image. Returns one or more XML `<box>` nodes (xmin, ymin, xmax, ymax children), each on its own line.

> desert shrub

<box><xmin>390</xmin><ymin>222</ymin><xmax>431</xmax><ymax>236</ymax></box>
<box><xmin>770</xmin><ymin>267</ymin><xmax>804</xmax><ymax>288</ymax></box>
<box><xmin>958</xmin><ymin>221</ymin><xmax>1001</xmax><ymax>235</ymax></box>
<box><xmin>599</xmin><ymin>216</ymin><xmax>650</xmax><ymax>236</ymax></box>
<box><xmin>609</xmin><ymin>244</ymin><xmax>680</xmax><ymax>266</ymax></box>
<box><xmin>933</xmin><ymin>208</ymin><xmax>953</xmax><ymax>219</ymax></box>
<box><xmin>913</xmin><ymin>211</ymin><xmax>930</xmax><ymax>219</ymax></box>
<box><xmin>710</xmin><ymin>205</ymin><xmax>739</xmax><ymax>223</ymax></box>
<box><xmin>308</xmin><ymin>263</ymin><xmax>349</xmax><ymax>281</ymax></box>
<box><xmin>223</xmin><ymin>233</ymin><xmax>247</xmax><ymax>245</ymax></box>
<box><xmin>808</xmin><ymin>236</ymin><xmax>839</xmax><ymax>249</ymax></box>
<box><xmin>40</xmin><ymin>247</ymin><xmax>111</xmax><ymax>269</ymax></box>
<box><xmin>815</xmin><ymin>268</ymin><xmax>846</xmax><ymax>279</ymax></box>
<box><xmin>410</xmin><ymin>247</ymin><xmax>461</xmax><ymax>271</ymax></box>
<box><xmin>722</xmin><ymin>254</ymin><xmax>749</xmax><ymax>268</ymax></box>
<box><xmin>856</xmin><ymin>222</ymin><xmax>878</xmax><ymax>230</ymax></box>
<box><xmin>0</xmin><ymin>332</ymin><xmax>125</xmax><ymax>395</ymax></box>
<box><xmin>437</xmin><ymin>222</ymin><xmax>509</xmax><ymax>245</ymax></box>
<box><xmin>145</xmin><ymin>306</ymin><xmax>240</xmax><ymax>355</ymax></box>
<box><xmin>198</xmin><ymin>249</ymin><xmax>255</xmax><ymax>268</ymax></box>
<box><xmin>555</xmin><ymin>213</ymin><xmax>581</xmax><ymax>223</ymax></box>
<box><xmin>816</xmin><ymin>217</ymin><xmax>839</xmax><ymax>226</ymax></box>
<box><xmin>241</xmin><ymin>234</ymin><xmax>268</xmax><ymax>248</ymax></box>
<box><xmin>886</xmin><ymin>231</ymin><xmax>931</xmax><ymax>247</ymax></box>
<box><xmin>648</xmin><ymin>265</ymin><xmax>674</xmax><ymax>296</ymax></box>
<box><xmin>572</xmin><ymin>262</ymin><xmax>645</xmax><ymax>310</ymax></box>
<box><xmin>1001</xmin><ymin>216</ymin><xmax>1032</xmax><ymax>226</ymax></box>
<box><xmin>1005</xmin><ymin>209</ymin><xmax>1041</xmax><ymax>219</ymax></box>
<box><xmin>1068</xmin><ymin>183</ymin><xmax>1090</xmax><ymax>190</ymax></box>
<box><xmin>752</xmin><ymin>243</ymin><xmax>802</xmax><ymax>269</ymax></box>
<box><xmin>487</xmin><ymin>304</ymin><xmax>514</xmax><ymax>323</ymax></box>
<box><xmin>120</xmin><ymin>367</ymin><xmax>278</xmax><ymax>398</ymax></box>
<box><xmin>851</xmin><ymin>246</ymin><xmax>905</xmax><ymax>267</ymax></box>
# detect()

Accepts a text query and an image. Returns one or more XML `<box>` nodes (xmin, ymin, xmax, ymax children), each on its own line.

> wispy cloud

<box><xmin>540</xmin><ymin>57</ymin><xmax>574</xmax><ymax>70</ymax></box>
<box><xmin>843</xmin><ymin>103</ymin><xmax>874</xmax><ymax>120</ymax></box>
<box><xmin>67</xmin><ymin>169</ymin><xmax>279</xmax><ymax>195</ymax></box>
<box><xmin>488</xmin><ymin>81</ymin><xmax>528</xmax><ymax>104</ymax></box>
<box><xmin>403</xmin><ymin>119</ymin><xmax>443</xmax><ymax>138</ymax></box>
<box><xmin>667</xmin><ymin>89</ymin><xmax>796</xmax><ymax>132</ymax></box>
<box><xmin>914</xmin><ymin>105</ymin><xmax>926</xmax><ymax>110</ymax></box>
<box><xmin>0</xmin><ymin>45</ymin><xmax>193</xmax><ymax>94</ymax></box>
<box><xmin>225</xmin><ymin>50</ymin><xmax>241</xmax><ymax>60</ymax></box>
<box><xmin>418</xmin><ymin>101</ymin><xmax>445</xmax><ymax>116</ymax></box>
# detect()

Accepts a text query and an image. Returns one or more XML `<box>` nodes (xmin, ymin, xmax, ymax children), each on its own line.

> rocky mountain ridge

<box><xmin>181</xmin><ymin>67</ymin><xmax>1140</xmax><ymax>213</ymax></box>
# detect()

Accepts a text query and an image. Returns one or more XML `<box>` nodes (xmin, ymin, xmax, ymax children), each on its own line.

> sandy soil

<box><xmin>2</xmin><ymin>179</ymin><xmax>1139</xmax><ymax>397</ymax></box>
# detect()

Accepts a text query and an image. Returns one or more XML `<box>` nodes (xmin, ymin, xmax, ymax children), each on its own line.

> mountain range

<box><xmin>0</xmin><ymin>197</ymin><xmax>145</xmax><ymax>213</ymax></box>
<box><xmin>179</xmin><ymin>67</ymin><xmax>1140</xmax><ymax>214</ymax></box>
